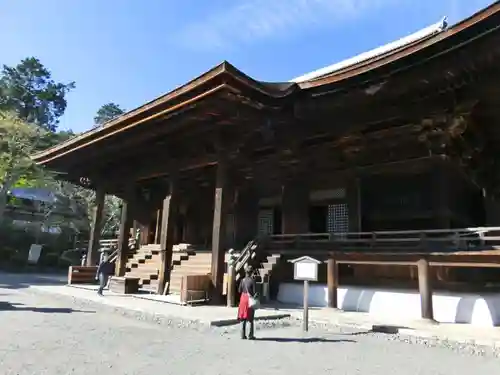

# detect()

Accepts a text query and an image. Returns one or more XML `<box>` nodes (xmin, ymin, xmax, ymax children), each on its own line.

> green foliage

<box><xmin>37</xmin><ymin>129</ymin><xmax>76</xmax><ymax>151</ymax></box>
<box><xmin>0</xmin><ymin>111</ymin><xmax>47</xmax><ymax>223</ymax></box>
<box><xmin>93</xmin><ymin>102</ymin><xmax>125</xmax><ymax>127</ymax></box>
<box><xmin>0</xmin><ymin>57</ymin><xmax>75</xmax><ymax>132</ymax></box>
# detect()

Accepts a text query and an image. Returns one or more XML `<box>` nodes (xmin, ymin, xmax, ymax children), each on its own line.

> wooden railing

<box><xmin>68</xmin><ymin>237</ymin><xmax>138</xmax><ymax>266</ymax></box>
<box><xmin>234</xmin><ymin>238</ymin><xmax>264</xmax><ymax>281</ymax></box>
<box><xmin>266</xmin><ymin>227</ymin><xmax>500</xmax><ymax>254</ymax></box>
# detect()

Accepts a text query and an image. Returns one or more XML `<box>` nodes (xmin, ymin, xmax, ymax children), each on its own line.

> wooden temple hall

<box><xmin>33</xmin><ymin>2</ymin><xmax>500</xmax><ymax>323</ymax></box>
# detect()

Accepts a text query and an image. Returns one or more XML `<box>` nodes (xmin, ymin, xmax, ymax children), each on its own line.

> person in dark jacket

<box><xmin>237</xmin><ymin>268</ymin><xmax>257</xmax><ymax>340</ymax></box>
<box><xmin>95</xmin><ymin>255</ymin><xmax>114</xmax><ymax>296</ymax></box>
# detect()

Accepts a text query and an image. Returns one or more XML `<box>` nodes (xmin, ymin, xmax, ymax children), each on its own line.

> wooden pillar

<box><xmin>417</xmin><ymin>258</ymin><xmax>434</xmax><ymax>321</ymax></box>
<box><xmin>281</xmin><ymin>180</ymin><xmax>309</xmax><ymax>234</ymax></box>
<box><xmin>86</xmin><ymin>188</ymin><xmax>105</xmax><ymax>266</ymax></box>
<box><xmin>327</xmin><ymin>257</ymin><xmax>339</xmax><ymax>309</ymax></box>
<box><xmin>115</xmin><ymin>196</ymin><xmax>134</xmax><ymax>277</ymax></box>
<box><xmin>211</xmin><ymin>160</ymin><xmax>233</xmax><ymax>300</ymax></box>
<box><xmin>157</xmin><ymin>177</ymin><xmax>179</xmax><ymax>295</ymax></box>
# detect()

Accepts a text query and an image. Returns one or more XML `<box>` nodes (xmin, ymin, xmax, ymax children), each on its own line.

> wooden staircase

<box><xmin>123</xmin><ymin>240</ymin><xmax>280</xmax><ymax>296</ymax></box>
<box><xmin>256</xmin><ymin>253</ymin><xmax>282</xmax><ymax>282</ymax></box>
<box><xmin>124</xmin><ymin>244</ymin><xmax>161</xmax><ymax>292</ymax></box>
<box><xmin>123</xmin><ymin>244</ymin><xmax>223</xmax><ymax>295</ymax></box>
<box><xmin>234</xmin><ymin>239</ymin><xmax>283</xmax><ymax>284</ymax></box>
<box><xmin>168</xmin><ymin>251</ymin><xmax>212</xmax><ymax>295</ymax></box>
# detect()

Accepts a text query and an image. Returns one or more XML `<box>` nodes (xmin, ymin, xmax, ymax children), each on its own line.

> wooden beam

<box><xmin>157</xmin><ymin>176</ymin><xmax>179</xmax><ymax>295</ymax></box>
<box><xmin>211</xmin><ymin>159</ymin><xmax>234</xmax><ymax>301</ymax></box>
<box><xmin>417</xmin><ymin>258</ymin><xmax>434</xmax><ymax>321</ymax></box>
<box><xmin>86</xmin><ymin>188</ymin><xmax>105</xmax><ymax>266</ymax></box>
<box><xmin>115</xmin><ymin>194</ymin><xmax>134</xmax><ymax>277</ymax></box>
<box><xmin>327</xmin><ymin>258</ymin><xmax>339</xmax><ymax>309</ymax></box>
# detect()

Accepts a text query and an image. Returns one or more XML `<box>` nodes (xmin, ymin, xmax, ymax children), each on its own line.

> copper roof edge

<box><xmin>290</xmin><ymin>17</ymin><xmax>448</xmax><ymax>84</ymax></box>
<box><xmin>293</xmin><ymin>0</ymin><xmax>500</xmax><ymax>87</ymax></box>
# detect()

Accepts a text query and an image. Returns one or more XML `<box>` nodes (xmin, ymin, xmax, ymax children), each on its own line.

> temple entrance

<box><xmin>258</xmin><ymin>208</ymin><xmax>274</xmax><ymax>235</ymax></box>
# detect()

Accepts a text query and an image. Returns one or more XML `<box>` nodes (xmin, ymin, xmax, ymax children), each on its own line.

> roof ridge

<box><xmin>290</xmin><ymin>17</ymin><xmax>448</xmax><ymax>83</ymax></box>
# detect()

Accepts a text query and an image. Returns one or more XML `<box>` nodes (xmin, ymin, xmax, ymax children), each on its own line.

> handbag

<box><xmin>248</xmin><ymin>296</ymin><xmax>258</xmax><ymax>308</ymax></box>
<box><xmin>248</xmin><ymin>292</ymin><xmax>260</xmax><ymax>310</ymax></box>
<box><xmin>244</xmin><ymin>279</ymin><xmax>260</xmax><ymax>309</ymax></box>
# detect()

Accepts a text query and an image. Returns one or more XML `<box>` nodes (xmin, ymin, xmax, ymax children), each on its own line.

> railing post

<box><xmin>417</xmin><ymin>258</ymin><xmax>434</xmax><ymax>321</ymax></box>
<box><xmin>419</xmin><ymin>232</ymin><xmax>428</xmax><ymax>252</ymax></box>
<box><xmin>327</xmin><ymin>257</ymin><xmax>338</xmax><ymax>309</ymax></box>
<box><xmin>227</xmin><ymin>249</ymin><xmax>237</xmax><ymax>307</ymax></box>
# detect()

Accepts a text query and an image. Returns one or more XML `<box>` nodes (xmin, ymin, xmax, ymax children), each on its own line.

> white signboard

<box><xmin>294</xmin><ymin>261</ymin><xmax>318</xmax><ymax>281</ymax></box>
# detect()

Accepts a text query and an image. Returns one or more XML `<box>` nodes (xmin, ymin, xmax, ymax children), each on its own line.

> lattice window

<box><xmin>327</xmin><ymin>204</ymin><xmax>349</xmax><ymax>235</ymax></box>
<box><xmin>258</xmin><ymin>209</ymin><xmax>274</xmax><ymax>236</ymax></box>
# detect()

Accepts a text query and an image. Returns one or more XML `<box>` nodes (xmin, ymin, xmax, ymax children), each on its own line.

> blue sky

<box><xmin>0</xmin><ymin>0</ymin><xmax>494</xmax><ymax>132</ymax></box>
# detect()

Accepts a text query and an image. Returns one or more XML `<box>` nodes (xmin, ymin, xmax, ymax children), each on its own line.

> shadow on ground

<box><xmin>255</xmin><ymin>337</ymin><xmax>356</xmax><ymax>343</ymax></box>
<box><xmin>0</xmin><ymin>301</ymin><xmax>95</xmax><ymax>314</ymax></box>
<box><xmin>0</xmin><ymin>272</ymin><xmax>67</xmax><ymax>290</ymax></box>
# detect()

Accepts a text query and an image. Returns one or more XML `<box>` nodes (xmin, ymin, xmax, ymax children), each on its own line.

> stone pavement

<box><xmin>2</xmin><ymin>272</ymin><xmax>500</xmax><ymax>348</ymax></box>
<box><xmin>267</xmin><ymin>304</ymin><xmax>500</xmax><ymax>347</ymax></box>
<box><xmin>1</xmin><ymin>283</ymin><xmax>499</xmax><ymax>375</ymax></box>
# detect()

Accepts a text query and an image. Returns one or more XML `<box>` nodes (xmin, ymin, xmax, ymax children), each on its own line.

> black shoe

<box><xmin>248</xmin><ymin>336</ymin><xmax>256</xmax><ymax>340</ymax></box>
<box><xmin>241</xmin><ymin>336</ymin><xmax>247</xmax><ymax>340</ymax></box>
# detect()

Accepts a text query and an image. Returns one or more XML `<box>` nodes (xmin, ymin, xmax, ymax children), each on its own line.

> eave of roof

<box><xmin>32</xmin><ymin>61</ymin><xmax>297</xmax><ymax>164</ymax></box>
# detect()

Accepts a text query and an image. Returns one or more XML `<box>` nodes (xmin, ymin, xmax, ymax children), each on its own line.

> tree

<box><xmin>53</xmin><ymin>181</ymin><xmax>122</xmax><ymax>237</ymax></box>
<box><xmin>94</xmin><ymin>102</ymin><xmax>125</xmax><ymax>127</ymax></box>
<box><xmin>0</xmin><ymin>111</ymin><xmax>46</xmax><ymax>224</ymax></box>
<box><xmin>0</xmin><ymin>57</ymin><xmax>75</xmax><ymax>132</ymax></box>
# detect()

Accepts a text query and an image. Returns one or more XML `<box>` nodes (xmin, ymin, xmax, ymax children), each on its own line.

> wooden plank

<box><xmin>180</xmin><ymin>274</ymin><xmax>211</xmax><ymax>304</ymax></box>
<box><xmin>417</xmin><ymin>258</ymin><xmax>434</xmax><ymax>321</ymax></box>
<box><xmin>68</xmin><ymin>266</ymin><xmax>98</xmax><ymax>284</ymax></box>
<box><xmin>108</xmin><ymin>276</ymin><xmax>140</xmax><ymax>294</ymax></box>
<box><xmin>327</xmin><ymin>258</ymin><xmax>338</xmax><ymax>309</ymax></box>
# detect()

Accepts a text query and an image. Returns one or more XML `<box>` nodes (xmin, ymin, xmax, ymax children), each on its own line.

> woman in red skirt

<box><xmin>238</xmin><ymin>268</ymin><xmax>256</xmax><ymax>340</ymax></box>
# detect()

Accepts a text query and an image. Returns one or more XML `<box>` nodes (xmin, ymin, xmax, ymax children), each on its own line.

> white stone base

<box><xmin>277</xmin><ymin>282</ymin><xmax>500</xmax><ymax>327</ymax></box>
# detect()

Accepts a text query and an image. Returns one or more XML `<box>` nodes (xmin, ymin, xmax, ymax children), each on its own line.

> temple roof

<box><xmin>32</xmin><ymin>0</ymin><xmax>500</xmax><ymax>166</ymax></box>
<box><xmin>290</xmin><ymin>17</ymin><xmax>448</xmax><ymax>83</ymax></box>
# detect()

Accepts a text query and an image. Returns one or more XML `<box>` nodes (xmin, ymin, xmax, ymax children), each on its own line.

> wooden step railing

<box><xmin>234</xmin><ymin>238</ymin><xmax>267</xmax><ymax>281</ymax></box>
<box><xmin>73</xmin><ymin>231</ymin><xmax>140</xmax><ymax>264</ymax></box>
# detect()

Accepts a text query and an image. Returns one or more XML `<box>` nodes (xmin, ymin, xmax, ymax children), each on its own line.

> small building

<box><xmin>33</xmin><ymin>2</ymin><xmax>500</xmax><ymax>325</ymax></box>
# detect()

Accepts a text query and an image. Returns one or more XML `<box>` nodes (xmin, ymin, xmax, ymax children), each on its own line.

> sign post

<box><xmin>289</xmin><ymin>256</ymin><xmax>321</xmax><ymax>332</ymax></box>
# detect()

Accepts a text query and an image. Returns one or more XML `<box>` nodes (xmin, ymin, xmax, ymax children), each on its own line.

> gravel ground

<box><xmin>1</xmin><ymin>284</ymin><xmax>500</xmax><ymax>375</ymax></box>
